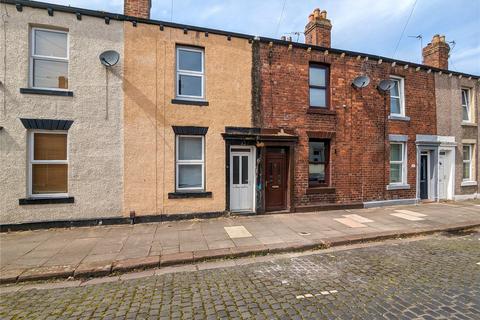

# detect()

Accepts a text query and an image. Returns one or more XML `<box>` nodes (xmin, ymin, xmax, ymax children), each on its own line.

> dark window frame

<box><xmin>308</xmin><ymin>138</ymin><xmax>330</xmax><ymax>187</ymax></box>
<box><xmin>308</xmin><ymin>63</ymin><xmax>330</xmax><ymax>109</ymax></box>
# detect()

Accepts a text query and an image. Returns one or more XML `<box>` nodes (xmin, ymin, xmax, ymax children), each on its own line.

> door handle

<box><xmin>272</xmin><ymin>185</ymin><xmax>279</xmax><ymax>189</ymax></box>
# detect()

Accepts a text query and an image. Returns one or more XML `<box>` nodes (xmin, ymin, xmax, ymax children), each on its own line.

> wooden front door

<box><xmin>265</xmin><ymin>148</ymin><xmax>287</xmax><ymax>211</ymax></box>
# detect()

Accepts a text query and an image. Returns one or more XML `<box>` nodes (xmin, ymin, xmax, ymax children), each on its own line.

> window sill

<box><xmin>306</xmin><ymin>187</ymin><xmax>335</xmax><ymax>194</ymax></box>
<box><xmin>307</xmin><ymin>108</ymin><xmax>336</xmax><ymax>115</ymax></box>
<box><xmin>386</xmin><ymin>184</ymin><xmax>410</xmax><ymax>191</ymax></box>
<box><xmin>388</xmin><ymin>115</ymin><xmax>410</xmax><ymax>121</ymax></box>
<box><xmin>171</xmin><ymin>99</ymin><xmax>209</xmax><ymax>106</ymax></box>
<box><xmin>461</xmin><ymin>122</ymin><xmax>477</xmax><ymax>127</ymax></box>
<box><xmin>168</xmin><ymin>191</ymin><xmax>212</xmax><ymax>199</ymax></box>
<box><xmin>19</xmin><ymin>197</ymin><xmax>74</xmax><ymax>205</ymax></box>
<box><xmin>20</xmin><ymin>88</ymin><xmax>73</xmax><ymax>97</ymax></box>
<box><xmin>461</xmin><ymin>181</ymin><xmax>477</xmax><ymax>187</ymax></box>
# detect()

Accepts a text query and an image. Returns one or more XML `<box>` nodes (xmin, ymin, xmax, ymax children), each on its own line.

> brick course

<box><xmin>255</xmin><ymin>42</ymin><xmax>437</xmax><ymax>208</ymax></box>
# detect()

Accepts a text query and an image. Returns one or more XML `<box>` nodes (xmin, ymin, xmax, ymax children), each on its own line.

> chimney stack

<box><xmin>124</xmin><ymin>0</ymin><xmax>152</xmax><ymax>19</ymax></box>
<box><xmin>422</xmin><ymin>34</ymin><xmax>450</xmax><ymax>70</ymax></box>
<box><xmin>304</xmin><ymin>8</ymin><xmax>332</xmax><ymax>47</ymax></box>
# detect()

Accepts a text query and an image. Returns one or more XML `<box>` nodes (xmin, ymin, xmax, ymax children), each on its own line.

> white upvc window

<box><xmin>28</xmin><ymin>131</ymin><xmax>69</xmax><ymax>198</ymax></box>
<box><xmin>175</xmin><ymin>135</ymin><xmax>205</xmax><ymax>191</ymax></box>
<box><xmin>176</xmin><ymin>46</ymin><xmax>205</xmax><ymax>100</ymax></box>
<box><xmin>461</xmin><ymin>88</ymin><xmax>472</xmax><ymax>122</ymax></box>
<box><xmin>30</xmin><ymin>28</ymin><xmax>69</xmax><ymax>90</ymax></box>
<box><xmin>389</xmin><ymin>142</ymin><xmax>406</xmax><ymax>184</ymax></box>
<box><xmin>389</xmin><ymin>76</ymin><xmax>405</xmax><ymax>116</ymax></box>
<box><xmin>462</xmin><ymin>144</ymin><xmax>473</xmax><ymax>181</ymax></box>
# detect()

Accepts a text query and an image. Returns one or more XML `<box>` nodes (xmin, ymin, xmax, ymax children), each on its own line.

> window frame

<box><xmin>462</xmin><ymin>144</ymin><xmax>473</xmax><ymax>181</ymax></box>
<box><xmin>308</xmin><ymin>64</ymin><xmax>330</xmax><ymax>109</ymax></box>
<box><xmin>308</xmin><ymin>139</ymin><xmax>330</xmax><ymax>187</ymax></box>
<box><xmin>175</xmin><ymin>135</ymin><xmax>205</xmax><ymax>191</ymax></box>
<box><xmin>28</xmin><ymin>130</ymin><xmax>69</xmax><ymax>198</ymax></box>
<box><xmin>461</xmin><ymin>88</ymin><xmax>472</xmax><ymax>122</ymax></box>
<box><xmin>389</xmin><ymin>76</ymin><xmax>405</xmax><ymax>117</ymax></box>
<box><xmin>30</xmin><ymin>27</ymin><xmax>69</xmax><ymax>91</ymax></box>
<box><xmin>389</xmin><ymin>142</ymin><xmax>407</xmax><ymax>185</ymax></box>
<box><xmin>175</xmin><ymin>46</ymin><xmax>205</xmax><ymax>100</ymax></box>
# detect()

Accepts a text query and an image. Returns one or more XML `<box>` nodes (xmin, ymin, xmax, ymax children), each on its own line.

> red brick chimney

<box><xmin>422</xmin><ymin>34</ymin><xmax>450</xmax><ymax>70</ymax></box>
<box><xmin>124</xmin><ymin>0</ymin><xmax>151</xmax><ymax>19</ymax></box>
<box><xmin>304</xmin><ymin>8</ymin><xmax>332</xmax><ymax>47</ymax></box>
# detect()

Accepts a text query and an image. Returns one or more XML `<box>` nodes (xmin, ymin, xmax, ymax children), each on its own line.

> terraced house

<box><xmin>0</xmin><ymin>0</ymin><xmax>478</xmax><ymax>228</ymax></box>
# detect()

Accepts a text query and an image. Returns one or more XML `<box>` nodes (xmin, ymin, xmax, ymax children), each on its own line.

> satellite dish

<box><xmin>99</xmin><ymin>50</ymin><xmax>120</xmax><ymax>67</ymax></box>
<box><xmin>352</xmin><ymin>75</ymin><xmax>370</xmax><ymax>88</ymax></box>
<box><xmin>378</xmin><ymin>79</ymin><xmax>396</xmax><ymax>91</ymax></box>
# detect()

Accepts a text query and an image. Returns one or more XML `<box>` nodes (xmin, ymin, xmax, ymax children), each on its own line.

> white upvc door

<box><xmin>230</xmin><ymin>147</ymin><xmax>255</xmax><ymax>212</ymax></box>
<box><xmin>439</xmin><ymin>151</ymin><xmax>447</xmax><ymax>200</ymax></box>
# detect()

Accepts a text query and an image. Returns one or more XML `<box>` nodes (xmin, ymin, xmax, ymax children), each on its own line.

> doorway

<box><xmin>265</xmin><ymin>148</ymin><xmax>288</xmax><ymax>211</ymax></box>
<box><xmin>438</xmin><ymin>149</ymin><xmax>454</xmax><ymax>200</ymax></box>
<box><xmin>420</xmin><ymin>153</ymin><xmax>429</xmax><ymax>200</ymax></box>
<box><xmin>230</xmin><ymin>147</ymin><xmax>255</xmax><ymax>212</ymax></box>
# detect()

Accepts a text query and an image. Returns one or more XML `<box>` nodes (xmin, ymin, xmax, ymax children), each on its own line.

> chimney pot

<box><xmin>281</xmin><ymin>35</ymin><xmax>286</xmax><ymax>41</ymax></box>
<box><xmin>304</xmin><ymin>7</ymin><xmax>332</xmax><ymax>47</ymax></box>
<box><xmin>422</xmin><ymin>34</ymin><xmax>450</xmax><ymax>70</ymax></box>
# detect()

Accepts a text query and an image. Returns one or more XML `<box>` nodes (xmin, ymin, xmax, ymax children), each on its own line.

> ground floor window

<box><xmin>308</xmin><ymin>139</ymin><xmax>330</xmax><ymax>187</ymax></box>
<box><xmin>29</xmin><ymin>131</ymin><xmax>68</xmax><ymax>197</ymax></box>
<box><xmin>390</xmin><ymin>142</ymin><xmax>406</xmax><ymax>184</ymax></box>
<box><xmin>176</xmin><ymin>135</ymin><xmax>205</xmax><ymax>191</ymax></box>
<box><xmin>463</xmin><ymin>144</ymin><xmax>473</xmax><ymax>181</ymax></box>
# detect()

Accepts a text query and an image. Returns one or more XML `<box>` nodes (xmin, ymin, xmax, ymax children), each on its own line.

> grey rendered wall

<box><xmin>435</xmin><ymin>73</ymin><xmax>479</xmax><ymax>197</ymax></box>
<box><xmin>0</xmin><ymin>5</ymin><xmax>124</xmax><ymax>223</ymax></box>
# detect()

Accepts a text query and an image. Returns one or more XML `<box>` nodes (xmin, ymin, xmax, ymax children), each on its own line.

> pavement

<box><xmin>1</xmin><ymin>230</ymin><xmax>479</xmax><ymax>319</ymax></box>
<box><xmin>1</xmin><ymin>200</ymin><xmax>480</xmax><ymax>284</ymax></box>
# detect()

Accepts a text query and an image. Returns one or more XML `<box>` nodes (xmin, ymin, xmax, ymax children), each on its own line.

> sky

<box><xmin>43</xmin><ymin>0</ymin><xmax>479</xmax><ymax>75</ymax></box>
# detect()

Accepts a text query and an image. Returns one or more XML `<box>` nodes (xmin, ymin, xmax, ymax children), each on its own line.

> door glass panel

<box><xmin>232</xmin><ymin>156</ymin><xmax>239</xmax><ymax>185</ymax></box>
<box><xmin>241</xmin><ymin>156</ymin><xmax>248</xmax><ymax>184</ymax></box>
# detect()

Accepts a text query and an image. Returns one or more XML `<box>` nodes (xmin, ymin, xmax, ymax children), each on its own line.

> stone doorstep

<box><xmin>3</xmin><ymin>220</ymin><xmax>479</xmax><ymax>285</ymax></box>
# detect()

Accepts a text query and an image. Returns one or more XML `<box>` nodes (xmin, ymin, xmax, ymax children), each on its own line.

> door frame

<box><xmin>229</xmin><ymin>145</ymin><xmax>256</xmax><ymax>213</ymax></box>
<box><xmin>264</xmin><ymin>147</ymin><xmax>289</xmax><ymax>212</ymax></box>
<box><xmin>416</xmin><ymin>144</ymin><xmax>439</xmax><ymax>201</ymax></box>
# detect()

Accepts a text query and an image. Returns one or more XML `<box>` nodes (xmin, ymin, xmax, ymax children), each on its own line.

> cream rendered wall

<box><xmin>0</xmin><ymin>6</ymin><xmax>124</xmax><ymax>224</ymax></box>
<box><xmin>124</xmin><ymin>24</ymin><xmax>252</xmax><ymax>216</ymax></box>
<box><xmin>435</xmin><ymin>73</ymin><xmax>479</xmax><ymax>198</ymax></box>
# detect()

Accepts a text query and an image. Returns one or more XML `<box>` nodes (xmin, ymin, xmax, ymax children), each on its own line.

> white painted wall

<box><xmin>0</xmin><ymin>5</ymin><xmax>124</xmax><ymax>224</ymax></box>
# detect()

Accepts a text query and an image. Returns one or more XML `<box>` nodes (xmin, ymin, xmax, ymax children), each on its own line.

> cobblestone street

<box><xmin>1</xmin><ymin>230</ymin><xmax>479</xmax><ymax>319</ymax></box>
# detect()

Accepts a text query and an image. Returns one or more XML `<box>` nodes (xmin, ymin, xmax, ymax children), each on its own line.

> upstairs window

<box><xmin>29</xmin><ymin>131</ymin><xmax>68</xmax><ymax>197</ymax></box>
<box><xmin>390</xmin><ymin>76</ymin><xmax>405</xmax><ymax>116</ymax></box>
<box><xmin>462</xmin><ymin>88</ymin><xmax>472</xmax><ymax>122</ymax></box>
<box><xmin>309</xmin><ymin>65</ymin><xmax>329</xmax><ymax>108</ymax></box>
<box><xmin>31</xmin><ymin>28</ymin><xmax>69</xmax><ymax>89</ymax></box>
<box><xmin>389</xmin><ymin>142</ymin><xmax>406</xmax><ymax>184</ymax></box>
<box><xmin>176</xmin><ymin>135</ymin><xmax>205</xmax><ymax>190</ymax></box>
<box><xmin>176</xmin><ymin>47</ymin><xmax>204</xmax><ymax>100</ymax></box>
<box><xmin>308</xmin><ymin>139</ymin><xmax>330</xmax><ymax>187</ymax></box>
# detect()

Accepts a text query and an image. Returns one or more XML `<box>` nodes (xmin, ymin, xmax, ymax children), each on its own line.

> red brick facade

<box><xmin>254</xmin><ymin>42</ymin><xmax>437</xmax><ymax>209</ymax></box>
